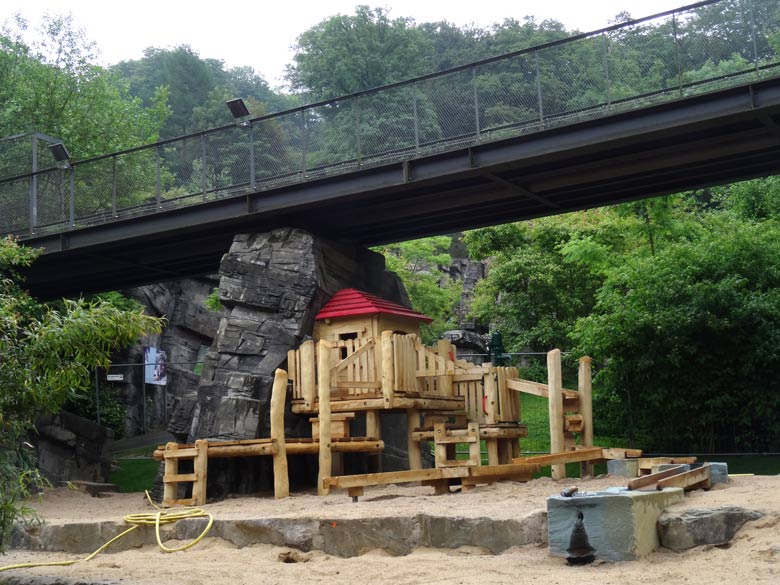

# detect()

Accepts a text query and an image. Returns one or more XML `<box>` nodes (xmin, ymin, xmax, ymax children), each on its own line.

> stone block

<box><xmin>548</xmin><ymin>487</ymin><xmax>684</xmax><ymax>562</ymax></box>
<box><xmin>607</xmin><ymin>459</ymin><xmax>639</xmax><ymax>478</ymax></box>
<box><xmin>704</xmin><ymin>462</ymin><xmax>729</xmax><ymax>485</ymax></box>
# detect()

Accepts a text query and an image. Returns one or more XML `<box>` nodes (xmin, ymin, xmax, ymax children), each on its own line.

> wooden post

<box><xmin>407</xmin><ymin>409</ymin><xmax>422</xmax><ymax>470</ymax></box>
<box><xmin>437</xmin><ymin>339</ymin><xmax>453</xmax><ymax>397</ymax></box>
<box><xmin>578</xmin><ymin>356</ymin><xmax>594</xmax><ymax>478</ymax></box>
<box><xmin>162</xmin><ymin>442</ymin><xmax>179</xmax><ymax>506</ymax></box>
<box><xmin>317</xmin><ymin>340</ymin><xmax>332</xmax><ymax>495</ymax></box>
<box><xmin>483</xmin><ymin>371</ymin><xmax>498</xmax><ymax>425</ymax></box>
<box><xmin>270</xmin><ymin>368</ymin><xmax>290</xmax><ymax>499</ymax></box>
<box><xmin>366</xmin><ymin>410</ymin><xmax>382</xmax><ymax>472</ymax></box>
<box><xmin>381</xmin><ymin>331</ymin><xmax>395</xmax><ymax>408</ymax></box>
<box><xmin>192</xmin><ymin>440</ymin><xmax>208</xmax><ymax>506</ymax></box>
<box><xmin>486</xmin><ymin>440</ymin><xmax>500</xmax><ymax>466</ymax></box>
<box><xmin>301</xmin><ymin>340</ymin><xmax>316</xmax><ymax>410</ymax></box>
<box><xmin>547</xmin><ymin>349</ymin><xmax>566</xmax><ymax>480</ymax></box>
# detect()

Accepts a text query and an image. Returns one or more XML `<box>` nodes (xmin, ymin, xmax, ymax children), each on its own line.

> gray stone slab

<box><xmin>548</xmin><ymin>487</ymin><xmax>684</xmax><ymax>562</ymax></box>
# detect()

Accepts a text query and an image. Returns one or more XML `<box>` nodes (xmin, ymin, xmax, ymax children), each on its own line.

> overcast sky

<box><xmin>4</xmin><ymin>1</ymin><xmax>689</xmax><ymax>88</ymax></box>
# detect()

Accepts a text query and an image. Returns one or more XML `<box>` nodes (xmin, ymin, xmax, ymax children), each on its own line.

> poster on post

<box><xmin>144</xmin><ymin>347</ymin><xmax>167</xmax><ymax>386</ymax></box>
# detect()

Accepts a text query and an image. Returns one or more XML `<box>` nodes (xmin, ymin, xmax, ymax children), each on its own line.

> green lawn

<box><xmin>108</xmin><ymin>458</ymin><xmax>160</xmax><ymax>493</ymax></box>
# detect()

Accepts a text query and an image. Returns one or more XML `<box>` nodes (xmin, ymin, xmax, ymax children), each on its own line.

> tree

<box><xmin>0</xmin><ymin>236</ymin><xmax>162</xmax><ymax>552</ymax></box>
<box><xmin>573</xmin><ymin>216</ymin><xmax>780</xmax><ymax>453</ymax></box>
<box><xmin>377</xmin><ymin>236</ymin><xmax>462</xmax><ymax>344</ymax></box>
<box><xmin>0</xmin><ymin>14</ymin><xmax>169</xmax><ymax>160</ymax></box>
<box><xmin>287</xmin><ymin>6</ymin><xmax>433</xmax><ymax>100</ymax></box>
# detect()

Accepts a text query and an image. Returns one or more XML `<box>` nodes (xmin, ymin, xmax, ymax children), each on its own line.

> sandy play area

<box><xmin>2</xmin><ymin>475</ymin><xmax>780</xmax><ymax>584</ymax></box>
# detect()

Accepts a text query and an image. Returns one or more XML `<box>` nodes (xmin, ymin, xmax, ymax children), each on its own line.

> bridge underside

<box><xmin>22</xmin><ymin>78</ymin><xmax>780</xmax><ymax>299</ymax></box>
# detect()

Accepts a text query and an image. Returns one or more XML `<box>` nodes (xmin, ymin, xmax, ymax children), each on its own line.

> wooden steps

<box><xmin>162</xmin><ymin>440</ymin><xmax>208</xmax><ymax>507</ymax></box>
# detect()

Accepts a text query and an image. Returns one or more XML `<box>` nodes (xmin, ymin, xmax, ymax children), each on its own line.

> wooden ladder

<box><xmin>162</xmin><ymin>439</ymin><xmax>208</xmax><ymax>507</ymax></box>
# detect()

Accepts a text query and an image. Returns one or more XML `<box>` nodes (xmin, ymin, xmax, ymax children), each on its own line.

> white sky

<box><xmin>3</xmin><ymin>1</ymin><xmax>688</xmax><ymax>89</ymax></box>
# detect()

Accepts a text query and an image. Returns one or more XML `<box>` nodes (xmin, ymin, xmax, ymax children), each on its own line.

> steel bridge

<box><xmin>3</xmin><ymin>0</ymin><xmax>780</xmax><ymax>299</ymax></box>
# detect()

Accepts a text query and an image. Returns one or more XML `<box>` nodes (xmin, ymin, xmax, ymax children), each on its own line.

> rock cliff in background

<box><xmin>123</xmin><ymin>276</ymin><xmax>228</xmax><ymax>436</ymax></box>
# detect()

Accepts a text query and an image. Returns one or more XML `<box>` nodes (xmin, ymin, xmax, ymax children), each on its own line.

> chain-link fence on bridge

<box><xmin>2</xmin><ymin>0</ymin><xmax>779</xmax><ymax>238</ymax></box>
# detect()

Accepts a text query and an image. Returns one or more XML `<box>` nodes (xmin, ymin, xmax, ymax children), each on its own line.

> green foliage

<box><xmin>288</xmin><ymin>6</ymin><xmax>434</xmax><ymax>99</ymax></box>
<box><xmin>376</xmin><ymin>236</ymin><xmax>461</xmax><ymax>344</ymax></box>
<box><xmin>114</xmin><ymin>46</ymin><xmax>294</xmax><ymax>138</ymax></box>
<box><xmin>62</xmin><ymin>385</ymin><xmax>128</xmax><ymax>439</ymax></box>
<box><xmin>0</xmin><ymin>237</ymin><xmax>162</xmax><ymax>552</ymax></box>
<box><xmin>573</xmin><ymin>216</ymin><xmax>780</xmax><ymax>452</ymax></box>
<box><xmin>0</xmin><ymin>14</ymin><xmax>168</xmax><ymax>160</ymax></box>
<box><xmin>205</xmin><ymin>288</ymin><xmax>223</xmax><ymax>311</ymax></box>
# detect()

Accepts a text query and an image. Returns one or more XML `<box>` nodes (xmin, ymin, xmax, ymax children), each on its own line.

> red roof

<box><xmin>315</xmin><ymin>288</ymin><xmax>433</xmax><ymax>323</ymax></box>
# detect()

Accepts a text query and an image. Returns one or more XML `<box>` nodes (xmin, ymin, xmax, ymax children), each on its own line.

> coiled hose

<box><xmin>0</xmin><ymin>492</ymin><xmax>213</xmax><ymax>572</ymax></box>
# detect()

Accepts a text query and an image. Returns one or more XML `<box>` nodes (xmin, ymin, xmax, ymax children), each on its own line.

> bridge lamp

<box><xmin>49</xmin><ymin>142</ymin><xmax>71</xmax><ymax>169</ymax></box>
<box><xmin>226</xmin><ymin>98</ymin><xmax>251</xmax><ymax>127</ymax></box>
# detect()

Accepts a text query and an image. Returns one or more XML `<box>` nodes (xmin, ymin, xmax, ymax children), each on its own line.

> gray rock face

<box><xmin>125</xmin><ymin>275</ymin><xmax>228</xmax><ymax>437</ymax></box>
<box><xmin>33</xmin><ymin>412</ymin><xmax>113</xmax><ymax>484</ymax></box>
<box><xmin>658</xmin><ymin>506</ymin><xmax>764</xmax><ymax>551</ymax></box>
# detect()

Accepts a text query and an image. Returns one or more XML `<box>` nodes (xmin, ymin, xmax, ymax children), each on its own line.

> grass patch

<box><xmin>108</xmin><ymin>458</ymin><xmax>160</xmax><ymax>493</ymax></box>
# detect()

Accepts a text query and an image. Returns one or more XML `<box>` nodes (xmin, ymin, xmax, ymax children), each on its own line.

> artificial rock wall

<box><xmin>161</xmin><ymin>228</ymin><xmax>409</xmax><ymax>495</ymax></box>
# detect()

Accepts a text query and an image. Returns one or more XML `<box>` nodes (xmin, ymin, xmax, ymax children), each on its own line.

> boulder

<box><xmin>658</xmin><ymin>506</ymin><xmax>764</xmax><ymax>551</ymax></box>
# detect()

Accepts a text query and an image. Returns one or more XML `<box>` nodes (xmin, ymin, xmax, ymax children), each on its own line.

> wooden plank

<box><xmin>452</xmin><ymin>373</ymin><xmax>485</xmax><ymax>382</ymax></box>
<box><xmin>468</xmin><ymin>463</ymin><xmax>540</xmax><ymax>477</ymax></box>
<box><xmin>638</xmin><ymin>457</ymin><xmax>697</xmax><ymax>471</ymax></box>
<box><xmin>191</xmin><ymin>439</ymin><xmax>208</xmax><ymax>506</ymax></box>
<box><xmin>317</xmin><ymin>339</ymin><xmax>332</xmax><ymax>496</ymax></box>
<box><xmin>408</xmin><ymin>410</ymin><xmax>422</xmax><ymax>470</ymax></box>
<box><xmin>478</xmin><ymin>426</ymin><xmax>528</xmax><ymax>439</ymax></box>
<box><xmin>657</xmin><ymin>465</ymin><xmax>712</xmax><ymax>491</ymax></box>
<box><xmin>205</xmin><ymin>443</ymin><xmax>276</xmax><ymax>458</ymax></box>
<box><xmin>323</xmin><ymin>466</ymin><xmax>470</xmax><ymax>490</ymax></box>
<box><xmin>513</xmin><ymin>447</ymin><xmax>604</xmax><ymax>467</ymax></box>
<box><xmin>506</xmin><ymin>378</ymin><xmax>548</xmax><ymax>398</ymax></box>
<box><xmin>334</xmin><ymin>380</ymin><xmax>382</xmax><ymax>389</ymax></box>
<box><xmin>486</xmin><ymin>439</ymin><xmax>500</xmax><ymax>466</ymax></box>
<box><xmin>601</xmin><ymin>448</ymin><xmax>643</xmax><ymax>459</ymax></box>
<box><xmin>163</xmin><ymin>443</ymin><xmax>180</xmax><ymax>506</ymax></box>
<box><xmin>547</xmin><ymin>349</ymin><xmax>565</xmax><ymax>480</ymax></box>
<box><xmin>627</xmin><ymin>465</ymin><xmax>686</xmax><ymax>491</ymax></box>
<box><xmin>366</xmin><ymin>410</ymin><xmax>381</xmax><ymax>440</ymax></box>
<box><xmin>163</xmin><ymin>473</ymin><xmax>197</xmax><ymax>483</ymax></box>
<box><xmin>333</xmin><ymin>338</ymin><xmax>374</xmax><ymax>373</ymax></box>
<box><xmin>483</xmin><ymin>371</ymin><xmax>498</xmax><ymax>425</ymax></box>
<box><xmin>163</xmin><ymin>447</ymin><xmax>199</xmax><ymax>459</ymax></box>
<box><xmin>271</xmin><ymin>368</ymin><xmax>290</xmax><ymax>499</ymax></box>
<box><xmin>496</xmin><ymin>367</ymin><xmax>511</xmax><ymax>422</ymax></box>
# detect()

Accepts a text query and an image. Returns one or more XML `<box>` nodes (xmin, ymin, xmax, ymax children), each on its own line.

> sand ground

<box><xmin>2</xmin><ymin>475</ymin><xmax>779</xmax><ymax>584</ymax></box>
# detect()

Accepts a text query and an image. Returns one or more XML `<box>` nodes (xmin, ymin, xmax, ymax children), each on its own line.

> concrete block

<box><xmin>704</xmin><ymin>462</ymin><xmax>729</xmax><ymax>484</ymax></box>
<box><xmin>548</xmin><ymin>487</ymin><xmax>684</xmax><ymax>562</ymax></box>
<box><xmin>607</xmin><ymin>459</ymin><xmax>639</xmax><ymax>478</ymax></box>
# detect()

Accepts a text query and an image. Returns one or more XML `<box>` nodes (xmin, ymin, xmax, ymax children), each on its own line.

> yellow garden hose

<box><xmin>0</xmin><ymin>492</ymin><xmax>213</xmax><ymax>572</ymax></box>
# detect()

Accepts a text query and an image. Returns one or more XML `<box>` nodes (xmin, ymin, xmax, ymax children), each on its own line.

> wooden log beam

<box><xmin>512</xmin><ymin>446</ymin><xmax>605</xmax><ymax>467</ymax></box>
<box><xmin>318</xmin><ymin>339</ymin><xmax>332</xmax><ymax>496</ymax></box>
<box><xmin>324</xmin><ymin>466</ymin><xmax>470</xmax><ymax>490</ymax></box>
<box><xmin>656</xmin><ymin>465</ymin><xmax>712</xmax><ymax>491</ymax></box>
<box><xmin>627</xmin><ymin>465</ymin><xmax>686</xmax><ymax>491</ymax></box>
<box><xmin>547</xmin><ymin>349</ymin><xmax>565</xmax><ymax>480</ymax></box>
<box><xmin>271</xmin><ymin>368</ymin><xmax>289</xmax><ymax>499</ymax></box>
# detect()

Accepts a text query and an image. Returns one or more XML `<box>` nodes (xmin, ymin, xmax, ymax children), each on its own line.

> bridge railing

<box><xmin>3</xmin><ymin>0</ymin><xmax>779</xmax><ymax>238</ymax></box>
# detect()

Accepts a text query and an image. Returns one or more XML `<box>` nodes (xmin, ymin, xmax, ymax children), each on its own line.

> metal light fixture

<box><xmin>226</xmin><ymin>98</ymin><xmax>251</xmax><ymax>126</ymax></box>
<box><xmin>49</xmin><ymin>142</ymin><xmax>71</xmax><ymax>169</ymax></box>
